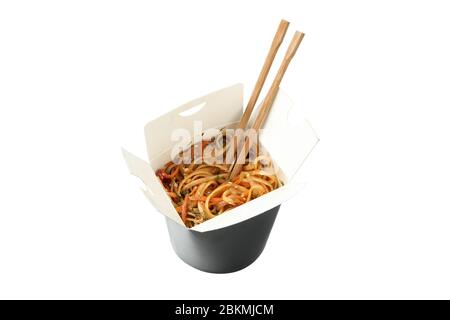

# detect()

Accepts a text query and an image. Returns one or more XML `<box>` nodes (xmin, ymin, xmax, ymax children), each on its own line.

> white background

<box><xmin>1</xmin><ymin>0</ymin><xmax>449</xmax><ymax>299</ymax></box>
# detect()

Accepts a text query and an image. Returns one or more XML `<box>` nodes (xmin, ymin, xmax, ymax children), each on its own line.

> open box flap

<box><xmin>190</xmin><ymin>184</ymin><xmax>301</xmax><ymax>232</ymax></box>
<box><xmin>122</xmin><ymin>148</ymin><xmax>184</xmax><ymax>225</ymax></box>
<box><xmin>144</xmin><ymin>84</ymin><xmax>243</xmax><ymax>162</ymax></box>
<box><xmin>258</xmin><ymin>89</ymin><xmax>319</xmax><ymax>181</ymax></box>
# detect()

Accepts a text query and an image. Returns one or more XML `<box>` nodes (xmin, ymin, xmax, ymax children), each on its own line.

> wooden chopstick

<box><xmin>228</xmin><ymin>31</ymin><xmax>305</xmax><ymax>180</ymax></box>
<box><xmin>226</xmin><ymin>20</ymin><xmax>289</xmax><ymax>175</ymax></box>
<box><xmin>237</xmin><ymin>19</ymin><xmax>290</xmax><ymax>131</ymax></box>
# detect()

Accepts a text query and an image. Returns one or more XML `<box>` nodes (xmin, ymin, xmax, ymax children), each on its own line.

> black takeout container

<box><xmin>123</xmin><ymin>84</ymin><xmax>318</xmax><ymax>273</ymax></box>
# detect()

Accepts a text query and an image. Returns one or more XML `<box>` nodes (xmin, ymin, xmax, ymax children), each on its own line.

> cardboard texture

<box><xmin>122</xmin><ymin>83</ymin><xmax>318</xmax><ymax>232</ymax></box>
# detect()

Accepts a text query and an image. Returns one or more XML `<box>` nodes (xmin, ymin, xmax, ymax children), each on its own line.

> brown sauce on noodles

<box><xmin>156</xmin><ymin>136</ymin><xmax>282</xmax><ymax>228</ymax></box>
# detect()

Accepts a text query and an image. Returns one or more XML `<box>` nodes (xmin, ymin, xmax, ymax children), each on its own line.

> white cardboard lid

<box><xmin>256</xmin><ymin>90</ymin><xmax>319</xmax><ymax>181</ymax></box>
<box><xmin>122</xmin><ymin>83</ymin><xmax>318</xmax><ymax>232</ymax></box>
<box><xmin>145</xmin><ymin>84</ymin><xmax>243</xmax><ymax>162</ymax></box>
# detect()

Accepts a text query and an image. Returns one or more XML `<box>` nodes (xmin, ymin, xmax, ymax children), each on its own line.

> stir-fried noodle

<box><xmin>156</xmin><ymin>132</ymin><xmax>282</xmax><ymax>227</ymax></box>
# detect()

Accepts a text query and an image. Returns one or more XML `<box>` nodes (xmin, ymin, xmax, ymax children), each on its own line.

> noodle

<box><xmin>155</xmin><ymin>137</ymin><xmax>282</xmax><ymax>228</ymax></box>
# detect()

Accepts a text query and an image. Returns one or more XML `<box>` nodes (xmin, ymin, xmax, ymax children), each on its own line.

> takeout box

<box><xmin>122</xmin><ymin>84</ymin><xmax>318</xmax><ymax>273</ymax></box>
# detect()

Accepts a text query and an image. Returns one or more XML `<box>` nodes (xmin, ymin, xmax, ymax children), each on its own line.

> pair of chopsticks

<box><xmin>228</xmin><ymin>19</ymin><xmax>305</xmax><ymax>180</ymax></box>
